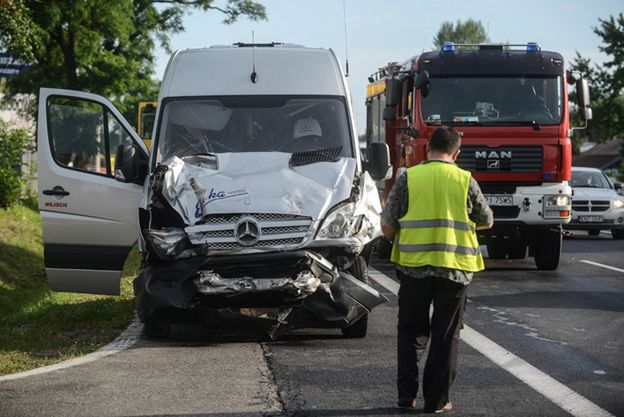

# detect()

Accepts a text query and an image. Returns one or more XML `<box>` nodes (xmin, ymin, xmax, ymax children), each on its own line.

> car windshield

<box><xmin>422</xmin><ymin>76</ymin><xmax>562</xmax><ymax>126</ymax></box>
<box><xmin>570</xmin><ymin>171</ymin><xmax>611</xmax><ymax>189</ymax></box>
<box><xmin>156</xmin><ymin>96</ymin><xmax>352</xmax><ymax>162</ymax></box>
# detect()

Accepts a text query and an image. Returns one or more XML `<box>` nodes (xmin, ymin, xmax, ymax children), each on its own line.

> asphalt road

<box><xmin>1</xmin><ymin>231</ymin><xmax>623</xmax><ymax>417</ymax></box>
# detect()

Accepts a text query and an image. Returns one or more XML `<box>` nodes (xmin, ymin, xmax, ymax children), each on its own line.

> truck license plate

<box><xmin>578</xmin><ymin>215</ymin><xmax>603</xmax><ymax>222</ymax></box>
<box><xmin>485</xmin><ymin>195</ymin><xmax>513</xmax><ymax>206</ymax></box>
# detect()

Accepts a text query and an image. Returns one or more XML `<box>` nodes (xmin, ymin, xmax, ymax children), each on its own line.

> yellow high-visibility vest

<box><xmin>391</xmin><ymin>161</ymin><xmax>484</xmax><ymax>272</ymax></box>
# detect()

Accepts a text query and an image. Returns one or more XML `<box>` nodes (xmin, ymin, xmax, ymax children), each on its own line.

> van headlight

<box><xmin>316</xmin><ymin>202</ymin><xmax>362</xmax><ymax>239</ymax></box>
<box><xmin>614</xmin><ymin>198</ymin><xmax>624</xmax><ymax>209</ymax></box>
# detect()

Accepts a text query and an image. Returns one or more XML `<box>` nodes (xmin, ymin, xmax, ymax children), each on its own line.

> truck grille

<box><xmin>457</xmin><ymin>146</ymin><xmax>543</xmax><ymax>173</ymax></box>
<box><xmin>571</xmin><ymin>200</ymin><xmax>610</xmax><ymax>212</ymax></box>
<box><xmin>185</xmin><ymin>213</ymin><xmax>313</xmax><ymax>250</ymax></box>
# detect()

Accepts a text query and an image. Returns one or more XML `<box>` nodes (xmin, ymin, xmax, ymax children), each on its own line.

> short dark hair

<box><xmin>429</xmin><ymin>126</ymin><xmax>461</xmax><ymax>154</ymax></box>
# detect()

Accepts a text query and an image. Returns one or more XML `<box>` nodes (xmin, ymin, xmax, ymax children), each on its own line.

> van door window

<box><xmin>48</xmin><ymin>96</ymin><xmax>133</xmax><ymax>176</ymax></box>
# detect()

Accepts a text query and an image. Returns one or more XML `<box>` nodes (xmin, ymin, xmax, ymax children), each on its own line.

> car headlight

<box><xmin>316</xmin><ymin>202</ymin><xmax>362</xmax><ymax>239</ymax></box>
<box><xmin>144</xmin><ymin>228</ymin><xmax>189</xmax><ymax>259</ymax></box>
<box><xmin>545</xmin><ymin>195</ymin><xmax>571</xmax><ymax>207</ymax></box>
<box><xmin>614</xmin><ymin>199</ymin><xmax>624</xmax><ymax>209</ymax></box>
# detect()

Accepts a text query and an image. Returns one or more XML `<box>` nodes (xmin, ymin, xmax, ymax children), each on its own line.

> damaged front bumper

<box><xmin>133</xmin><ymin>250</ymin><xmax>387</xmax><ymax>340</ymax></box>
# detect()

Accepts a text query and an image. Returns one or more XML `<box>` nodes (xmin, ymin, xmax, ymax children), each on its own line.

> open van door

<box><xmin>38</xmin><ymin>88</ymin><xmax>149</xmax><ymax>295</ymax></box>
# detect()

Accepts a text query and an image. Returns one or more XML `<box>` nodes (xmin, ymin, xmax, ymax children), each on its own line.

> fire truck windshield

<box><xmin>421</xmin><ymin>76</ymin><xmax>562</xmax><ymax>126</ymax></box>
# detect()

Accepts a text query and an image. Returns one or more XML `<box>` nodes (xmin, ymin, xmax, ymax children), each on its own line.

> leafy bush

<box><xmin>0</xmin><ymin>121</ymin><xmax>32</xmax><ymax>208</ymax></box>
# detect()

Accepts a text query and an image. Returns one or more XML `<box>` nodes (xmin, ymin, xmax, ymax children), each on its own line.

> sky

<box><xmin>153</xmin><ymin>0</ymin><xmax>623</xmax><ymax>134</ymax></box>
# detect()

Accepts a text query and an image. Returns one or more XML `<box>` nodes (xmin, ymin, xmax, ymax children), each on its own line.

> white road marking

<box><xmin>580</xmin><ymin>260</ymin><xmax>624</xmax><ymax>274</ymax></box>
<box><xmin>369</xmin><ymin>266</ymin><xmax>616</xmax><ymax>417</ymax></box>
<box><xmin>0</xmin><ymin>317</ymin><xmax>143</xmax><ymax>383</ymax></box>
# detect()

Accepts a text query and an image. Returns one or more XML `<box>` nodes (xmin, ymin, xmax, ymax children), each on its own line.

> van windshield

<box><xmin>422</xmin><ymin>76</ymin><xmax>563</xmax><ymax>126</ymax></box>
<box><xmin>156</xmin><ymin>96</ymin><xmax>353</xmax><ymax>162</ymax></box>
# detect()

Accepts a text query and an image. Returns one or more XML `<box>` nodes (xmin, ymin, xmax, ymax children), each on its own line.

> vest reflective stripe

<box><xmin>399</xmin><ymin>219</ymin><xmax>475</xmax><ymax>232</ymax></box>
<box><xmin>391</xmin><ymin>162</ymin><xmax>484</xmax><ymax>272</ymax></box>
<box><xmin>397</xmin><ymin>243</ymin><xmax>481</xmax><ymax>256</ymax></box>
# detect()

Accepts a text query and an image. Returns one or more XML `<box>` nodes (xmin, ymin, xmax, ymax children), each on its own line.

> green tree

<box><xmin>569</xmin><ymin>14</ymin><xmax>624</xmax><ymax>175</ymax></box>
<box><xmin>433</xmin><ymin>19</ymin><xmax>489</xmax><ymax>49</ymax></box>
<box><xmin>0</xmin><ymin>120</ymin><xmax>32</xmax><ymax>208</ymax></box>
<box><xmin>0</xmin><ymin>0</ymin><xmax>267</xmax><ymax>123</ymax></box>
<box><xmin>570</xmin><ymin>14</ymin><xmax>624</xmax><ymax>142</ymax></box>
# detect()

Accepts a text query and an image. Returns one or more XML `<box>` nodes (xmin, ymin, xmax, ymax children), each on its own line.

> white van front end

<box><xmin>37</xmin><ymin>44</ymin><xmax>389</xmax><ymax>340</ymax></box>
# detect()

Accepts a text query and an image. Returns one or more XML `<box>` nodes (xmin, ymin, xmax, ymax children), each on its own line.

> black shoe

<box><xmin>397</xmin><ymin>398</ymin><xmax>417</xmax><ymax>409</ymax></box>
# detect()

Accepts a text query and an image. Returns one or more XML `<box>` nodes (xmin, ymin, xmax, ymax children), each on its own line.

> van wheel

<box><xmin>376</xmin><ymin>238</ymin><xmax>392</xmax><ymax>260</ymax></box>
<box><xmin>612</xmin><ymin>229</ymin><xmax>624</xmax><ymax>240</ymax></box>
<box><xmin>342</xmin><ymin>256</ymin><xmax>369</xmax><ymax>338</ymax></box>
<box><xmin>588</xmin><ymin>230</ymin><xmax>600</xmax><ymax>236</ymax></box>
<box><xmin>487</xmin><ymin>244</ymin><xmax>507</xmax><ymax>259</ymax></box>
<box><xmin>534</xmin><ymin>228</ymin><xmax>562</xmax><ymax>270</ymax></box>
<box><xmin>144</xmin><ymin>322</ymin><xmax>170</xmax><ymax>339</ymax></box>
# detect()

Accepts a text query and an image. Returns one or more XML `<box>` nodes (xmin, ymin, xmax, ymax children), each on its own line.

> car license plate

<box><xmin>485</xmin><ymin>194</ymin><xmax>513</xmax><ymax>206</ymax></box>
<box><xmin>578</xmin><ymin>215</ymin><xmax>603</xmax><ymax>222</ymax></box>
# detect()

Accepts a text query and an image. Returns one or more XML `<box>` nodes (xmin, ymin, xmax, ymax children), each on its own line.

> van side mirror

<box><xmin>115</xmin><ymin>144</ymin><xmax>147</xmax><ymax>185</ymax></box>
<box><xmin>576</xmin><ymin>79</ymin><xmax>592</xmax><ymax>121</ymax></box>
<box><xmin>614</xmin><ymin>182</ymin><xmax>623</xmax><ymax>192</ymax></box>
<box><xmin>367</xmin><ymin>142</ymin><xmax>392</xmax><ymax>181</ymax></box>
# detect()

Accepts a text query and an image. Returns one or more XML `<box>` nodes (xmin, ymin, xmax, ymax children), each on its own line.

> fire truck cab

<box><xmin>366</xmin><ymin>42</ymin><xmax>592</xmax><ymax>270</ymax></box>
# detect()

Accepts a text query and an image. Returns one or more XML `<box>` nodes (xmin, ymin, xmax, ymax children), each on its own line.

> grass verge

<box><xmin>0</xmin><ymin>204</ymin><xmax>140</xmax><ymax>376</ymax></box>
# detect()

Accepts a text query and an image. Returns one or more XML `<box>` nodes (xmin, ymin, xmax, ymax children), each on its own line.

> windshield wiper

<box><xmin>478</xmin><ymin>120</ymin><xmax>542</xmax><ymax>130</ymax></box>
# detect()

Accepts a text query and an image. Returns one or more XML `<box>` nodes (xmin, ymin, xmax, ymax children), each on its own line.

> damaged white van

<box><xmin>37</xmin><ymin>43</ymin><xmax>391</xmax><ymax>339</ymax></box>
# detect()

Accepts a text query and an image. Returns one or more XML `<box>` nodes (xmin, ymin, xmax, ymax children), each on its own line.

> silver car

<box><xmin>566</xmin><ymin>167</ymin><xmax>624</xmax><ymax>239</ymax></box>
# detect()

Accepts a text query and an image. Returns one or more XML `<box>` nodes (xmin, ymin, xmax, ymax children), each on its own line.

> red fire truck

<box><xmin>366</xmin><ymin>42</ymin><xmax>592</xmax><ymax>270</ymax></box>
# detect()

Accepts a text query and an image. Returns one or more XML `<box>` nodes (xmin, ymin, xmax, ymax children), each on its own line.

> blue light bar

<box><xmin>442</xmin><ymin>42</ymin><xmax>456</xmax><ymax>52</ymax></box>
<box><xmin>527</xmin><ymin>42</ymin><xmax>540</xmax><ymax>52</ymax></box>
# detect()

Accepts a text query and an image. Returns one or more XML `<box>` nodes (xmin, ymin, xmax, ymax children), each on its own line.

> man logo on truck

<box><xmin>475</xmin><ymin>151</ymin><xmax>512</xmax><ymax>159</ymax></box>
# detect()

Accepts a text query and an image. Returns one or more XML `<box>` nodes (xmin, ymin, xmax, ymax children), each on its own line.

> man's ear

<box><xmin>451</xmin><ymin>147</ymin><xmax>461</xmax><ymax>161</ymax></box>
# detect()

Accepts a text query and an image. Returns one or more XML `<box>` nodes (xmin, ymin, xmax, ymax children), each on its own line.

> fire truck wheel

<box><xmin>507</xmin><ymin>242</ymin><xmax>527</xmax><ymax>259</ymax></box>
<box><xmin>342</xmin><ymin>256</ymin><xmax>369</xmax><ymax>338</ymax></box>
<box><xmin>534</xmin><ymin>228</ymin><xmax>562</xmax><ymax>270</ymax></box>
<box><xmin>486</xmin><ymin>244</ymin><xmax>507</xmax><ymax>259</ymax></box>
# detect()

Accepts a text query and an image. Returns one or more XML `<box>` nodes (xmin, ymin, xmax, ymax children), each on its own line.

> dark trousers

<box><xmin>397</xmin><ymin>271</ymin><xmax>468</xmax><ymax>413</ymax></box>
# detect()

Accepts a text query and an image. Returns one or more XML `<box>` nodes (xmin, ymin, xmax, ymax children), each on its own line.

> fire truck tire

<box><xmin>376</xmin><ymin>237</ymin><xmax>392</xmax><ymax>260</ymax></box>
<box><xmin>342</xmin><ymin>256</ymin><xmax>369</xmax><ymax>338</ymax></box>
<box><xmin>508</xmin><ymin>242</ymin><xmax>527</xmax><ymax>259</ymax></box>
<box><xmin>612</xmin><ymin>229</ymin><xmax>624</xmax><ymax>240</ymax></box>
<box><xmin>534</xmin><ymin>228</ymin><xmax>562</xmax><ymax>270</ymax></box>
<box><xmin>486</xmin><ymin>244</ymin><xmax>507</xmax><ymax>259</ymax></box>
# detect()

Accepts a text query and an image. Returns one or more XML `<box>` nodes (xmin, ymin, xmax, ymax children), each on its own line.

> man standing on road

<box><xmin>380</xmin><ymin>126</ymin><xmax>493</xmax><ymax>413</ymax></box>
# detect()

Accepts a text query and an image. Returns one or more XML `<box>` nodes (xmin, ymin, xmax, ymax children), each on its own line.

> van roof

<box><xmin>160</xmin><ymin>45</ymin><xmax>347</xmax><ymax>98</ymax></box>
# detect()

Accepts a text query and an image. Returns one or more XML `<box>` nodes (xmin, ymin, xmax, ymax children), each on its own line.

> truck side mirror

<box><xmin>576</xmin><ymin>79</ymin><xmax>592</xmax><ymax>121</ymax></box>
<box><xmin>382</xmin><ymin>106</ymin><xmax>396</xmax><ymax>121</ymax></box>
<box><xmin>386</xmin><ymin>78</ymin><xmax>400</xmax><ymax>107</ymax></box>
<box><xmin>413</xmin><ymin>70</ymin><xmax>429</xmax><ymax>89</ymax></box>
<box><xmin>115</xmin><ymin>144</ymin><xmax>147</xmax><ymax>185</ymax></box>
<box><xmin>367</xmin><ymin>142</ymin><xmax>392</xmax><ymax>181</ymax></box>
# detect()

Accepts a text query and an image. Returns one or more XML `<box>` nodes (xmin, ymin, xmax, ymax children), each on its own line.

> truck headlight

<box><xmin>316</xmin><ymin>202</ymin><xmax>360</xmax><ymax>239</ymax></box>
<box><xmin>614</xmin><ymin>199</ymin><xmax>624</xmax><ymax>209</ymax></box>
<box><xmin>545</xmin><ymin>195</ymin><xmax>571</xmax><ymax>207</ymax></box>
<box><xmin>543</xmin><ymin>194</ymin><xmax>571</xmax><ymax>219</ymax></box>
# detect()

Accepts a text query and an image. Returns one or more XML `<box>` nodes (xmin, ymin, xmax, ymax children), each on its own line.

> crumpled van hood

<box><xmin>159</xmin><ymin>153</ymin><xmax>357</xmax><ymax>225</ymax></box>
